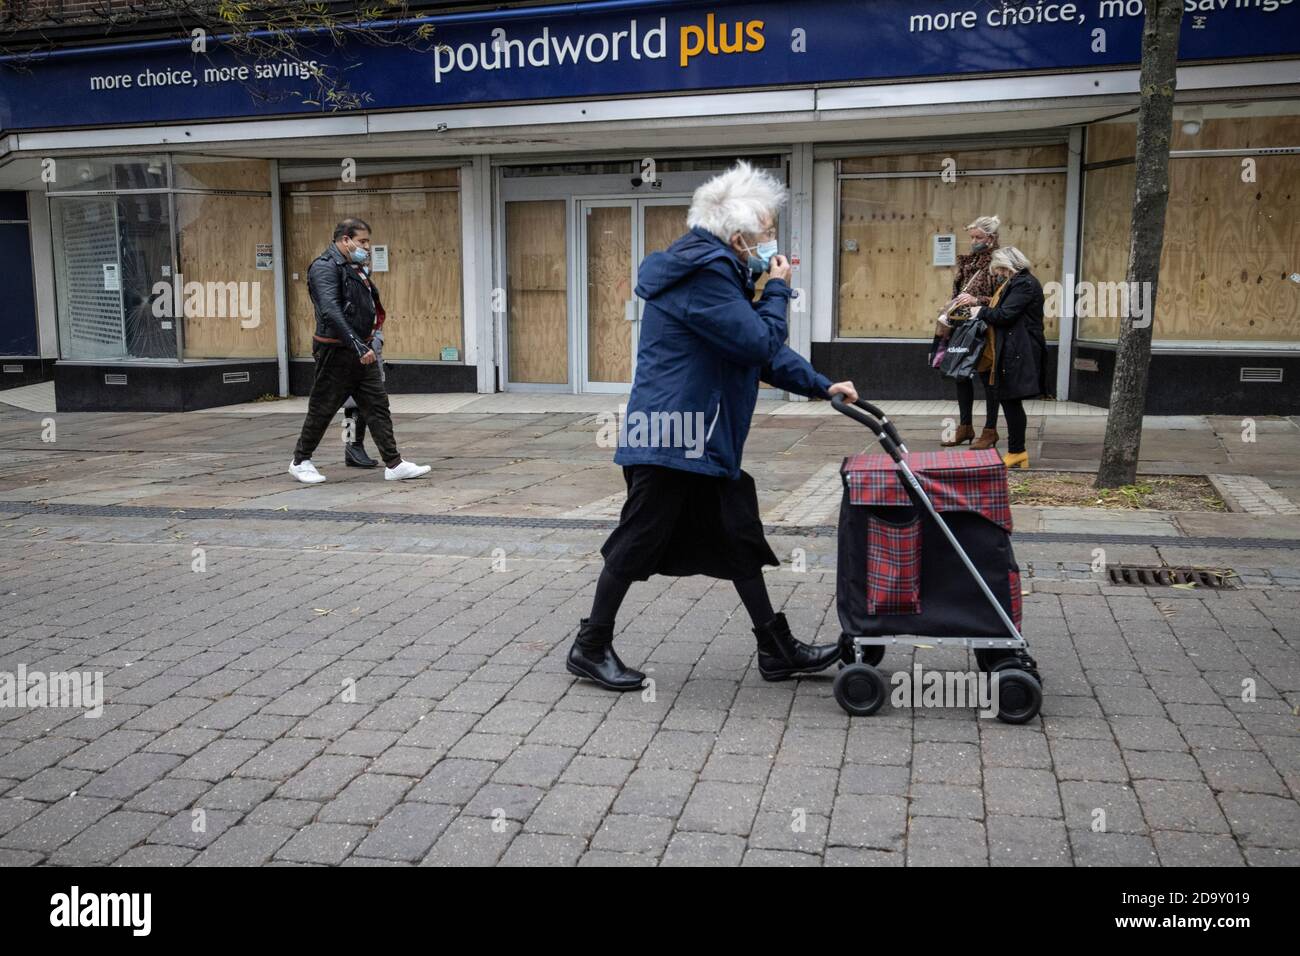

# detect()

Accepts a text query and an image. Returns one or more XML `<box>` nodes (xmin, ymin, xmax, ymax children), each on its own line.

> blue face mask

<box><xmin>346</xmin><ymin>239</ymin><xmax>369</xmax><ymax>264</ymax></box>
<box><xmin>744</xmin><ymin>238</ymin><xmax>779</xmax><ymax>277</ymax></box>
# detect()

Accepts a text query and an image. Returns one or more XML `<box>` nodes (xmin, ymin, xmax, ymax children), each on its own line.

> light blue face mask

<box><xmin>744</xmin><ymin>238</ymin><xmax>780</xmax><ymax>276</ymax></box>
<box><xmin>346</xmin><ymin>238</ymin><xmax>369</xmax><ymax>264</ymax></box>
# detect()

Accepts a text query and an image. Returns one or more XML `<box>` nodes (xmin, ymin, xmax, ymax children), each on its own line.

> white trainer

<box><xmin>384</xmin><ymin>460</ymin><xmax>432</xmax><ymax>481</ymax></box>
<box><xmin>288</xmin><ymin>459</ymin><xmax>326</xmax><ymax>484</ymax></box>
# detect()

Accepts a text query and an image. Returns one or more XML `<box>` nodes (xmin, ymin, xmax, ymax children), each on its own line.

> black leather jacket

<box><xmin>307</xmin><ymin>244</ymin><xmax>384</xmax><ymax>357</ymax></box>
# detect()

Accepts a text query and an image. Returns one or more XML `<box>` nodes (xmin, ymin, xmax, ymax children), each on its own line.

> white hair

<box><xmin>687</xmin><ymin>161</ymin><xmax>788</xmax><ymax>241</ymax></box>
<box><xmin>966</xmin><ymin>215</ymin><xmax>1002</xmax><ymax>235</ymax></box>
<box><xmin>990</xmin><ymin>246</ymin><xmax>1031</xmax><ymax>273</ymax></box>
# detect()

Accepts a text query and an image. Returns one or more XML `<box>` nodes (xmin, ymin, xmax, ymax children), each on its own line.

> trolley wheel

<box><xmin>838</xmin><ymin>634</ymin><xmax>885</xmax><ymax>667</ymax></box>
<box><xmin>990</xmin><ymin>666</ymin><xmax>1043</xmax><ymax>724</ymax></box>
<box><xmin>833</xmin><ymin>664</ymin><xmax>887</xmax><ymax>717</ymax></box>
<box><xmin>978</xmin><ymin>649</ymin><xmax>1045</xmax><ymax>686</ymax></box>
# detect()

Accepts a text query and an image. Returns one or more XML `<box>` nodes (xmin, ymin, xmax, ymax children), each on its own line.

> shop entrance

<box><xmin>579</xmin><ymin>197</ymin><xmax>689</xmax><ymax>391</ymax></box>
<box><xmin>499</xmin><ymin>156</ymin><xmax>786</xmax><ymax>393</ymax></box>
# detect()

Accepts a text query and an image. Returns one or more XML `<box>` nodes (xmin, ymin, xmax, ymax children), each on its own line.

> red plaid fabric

<box><xmin>866</xmin><ymin>515</ymin><xmax>922</xmax><ymax>615</ymax></box>
<box><xmin>1009</xmin><ymin>567</ymin><xmax>1023</xmax><ymax>630</ymax></box>
<box><xmin>843</xmin><ymin>449</ymin><xmax>1012</xmax><ymax>533</ymax></box>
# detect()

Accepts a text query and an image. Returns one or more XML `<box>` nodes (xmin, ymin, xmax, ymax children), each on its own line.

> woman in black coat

<box><xmin>972</xmin><ymin>246</ymin><xmax>1047</xmax><ymax>469</ymax></box>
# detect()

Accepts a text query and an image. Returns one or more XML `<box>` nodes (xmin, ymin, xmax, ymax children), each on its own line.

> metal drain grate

<box><xmin>1106</xmin><ymin>565</ymin><xmax>1238</xmax><ymax>589</ymax></box>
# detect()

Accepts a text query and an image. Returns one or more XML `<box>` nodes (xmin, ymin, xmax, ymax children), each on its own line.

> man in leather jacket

<box><xmin>289</xmin><ymin>218</ymin><xmax>430</xmax><ymax>483</ymax></box>
<box><xmin>340</xmin><ymin>264</ymin><xmax>385</xmax><ymax>469</ymax></box>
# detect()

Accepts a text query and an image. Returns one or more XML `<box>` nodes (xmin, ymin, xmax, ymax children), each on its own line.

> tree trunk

<box><xmin>1095</xmin><ymin>0</ymin><xmax>1183</xmax><ymax>489</ymax></box>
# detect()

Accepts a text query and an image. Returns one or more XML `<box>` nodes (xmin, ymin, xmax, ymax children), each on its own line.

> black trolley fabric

<box><xmin>837</xmin><ymin>448</ymin><xmax>1022</xmax><ymax>639</ymax></box>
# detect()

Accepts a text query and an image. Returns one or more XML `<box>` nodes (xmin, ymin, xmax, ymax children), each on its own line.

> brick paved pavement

<box><xmin>0</xmin><ymin>403</ymin><xmax>1297</xmax><ymax>866</ymax></box>
<box><xmin>1</xmin><ymin>526</ymin><xmax>1297</xmax><ymax>867</ymax></box>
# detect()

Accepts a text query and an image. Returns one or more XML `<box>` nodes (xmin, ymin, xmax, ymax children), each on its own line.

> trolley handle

<box><xmin>831</xmin><ymin>394</ymin><xmax>905</xmax><ymax>463</ymax></box>
<box><xmin>853</xmin><ymin>398</ymin><xmax>908</xmax><ymax>454</ymax></box>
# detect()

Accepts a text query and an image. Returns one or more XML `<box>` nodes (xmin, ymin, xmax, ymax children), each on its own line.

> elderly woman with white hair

<box><xmin>938</xmin><ymin>215</ymin><xmax>1002</xmax><ymax>449</ymax></box>
<box><xmin>567</xmin><ymin>161</ymin><xmax>858</xmax><ymax>692</ymax></box>
<box><xmin>970</xmin><ymin>245</ymin><xmax>1047</xmax><ymax>470</ymax></box>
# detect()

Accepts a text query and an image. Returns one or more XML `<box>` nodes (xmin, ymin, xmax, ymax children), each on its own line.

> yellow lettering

<box><xmin>745</xmin><ymin>20</ymin><xmax>766</xmax><ymax>52</ymax></box>
<box><xmin>680</xmin><ymin>24</ymin><xmax>705</xmax><ymax>66</ymax></box>
<box><xmin>719</xmin><ymin>21</ymin><xmax>744</xmax><ymax>54</ymax></box>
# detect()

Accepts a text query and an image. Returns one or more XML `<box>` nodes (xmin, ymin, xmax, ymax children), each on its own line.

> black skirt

<box><xmin>600</xmin><ymin>464</ymin><xmax>779</xmax><ymax>582</ymax></box>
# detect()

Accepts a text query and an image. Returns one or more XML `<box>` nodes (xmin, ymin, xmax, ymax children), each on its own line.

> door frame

<box><xmin>577</xmin><ymin>195</ymin><xmax>696</xmax><ymax>393</ymax></box>
<box><xmin>577</xmin><ymin>197</ymin><xmax>639</xmax><ymax>394</ymax></box>
<box><xmin>496</xmin><ymin>162</ymin><xmax>789</xmax><ymax>393</ymax></box>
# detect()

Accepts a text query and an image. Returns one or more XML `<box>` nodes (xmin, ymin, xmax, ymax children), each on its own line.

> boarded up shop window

<box><xmin>282</xmin><ymin>168</ymin><xmax>463</xmax><ymax>361</ymax></box>
<box><xmin>836</xmin><ymin>146</ymin><xmax>1067</xmax><ymax>341</ymax></box>
<box><xmin>1079</xmin><ymin>111</ymin><xmax>1300</xmax><ymax>344</ymax></box>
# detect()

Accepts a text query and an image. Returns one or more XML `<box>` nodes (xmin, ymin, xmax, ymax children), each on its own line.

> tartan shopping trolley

<box><xmin>830</xmin><ymin>395</ymin><xmax>1044</xmax><ymax>724</ymax></box>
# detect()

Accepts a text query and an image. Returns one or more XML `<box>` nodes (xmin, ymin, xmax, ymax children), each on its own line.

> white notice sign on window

<box><xmin>933</xmin><ymin>234</ymin><xmax>956</xmax><ymax>267</ymax></box>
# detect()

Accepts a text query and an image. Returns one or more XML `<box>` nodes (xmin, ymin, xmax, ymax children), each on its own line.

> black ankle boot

<box><xmin>566</xmin><ymin>618</ymin><xmax>645</xmax><ymax>691</ymax></box>
<box><xmin>345</xmin><ymin>442</ymin><xmax>378</xmax><ymax>468</ymax></box>
<box><xmin>752</xmin><ymin>612</ymin><xmax>841</xmax><ymax>681</ymax></box>
<box><xmin>344</xmin><ymin>412</ymin><xmax>378</xmax><ymax>468</ymax></box>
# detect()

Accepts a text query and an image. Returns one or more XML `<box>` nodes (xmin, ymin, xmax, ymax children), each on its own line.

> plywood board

<box><xmin>1078</xmin><ymin>162</ymin><xmax>1134</xmax><ymax>342</ymax></box>
<box><xmin>1086</xmin><ymin>123</ymin><xmax>1137</xmax><ymax>165</ymax></box>
<box><xmin>173</xmin><ymin>157</ymin><xmax>271</xmax><ymax>192</ymax></box>
<box><xmin>282</xmin><ymin>186</ymin><xmax>463</xmax><ymax>359</ymax></box>
<box><xmin>507</xmin><ymin>200</ymin><xmax>568</xmax><ymax>384</ymax></box>
<box><xmin>175</xmin><ymin>193</ymin><xmax>277</xmax><ymax>358</ymax></box>
<box><xmin>838</xmin><ymin>172</ymin><xmax>1065</xmax><ymax>340</ymax></box>
<box><xmin>842</xmin><ymin>146</ymin><xmax>1067</xmax><ymax>174</ymax></box>
<box><xmin>643</xmin><ymin>203</ymin><xmax>689</xmax><ymax>254</ymax></box>
<box><xmin>1172</xmin><ymin>114</ymin><xmax>1300</xmax><ymax>152</ymax></box>
<box><xmin>586</xmin><ymin>205</ymin><xmax>634</xmax><ymax>383</ymax></box>
<box><xmin>1089</xmin><ymin>115</ymin><xmax>1300</xmax><ymax>163</ymax></box>
<box><xmin>1080</xmin><ymin>154</ymin><xmax>1300</xmax><ymax>342</ymax></box>
<box><xmin>283</xmin><ymin>168</ymin><xmax>459</xmax><ymax>193</ymax></box>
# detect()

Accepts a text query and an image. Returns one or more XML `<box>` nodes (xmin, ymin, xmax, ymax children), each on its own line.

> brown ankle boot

<box><xmin>941</xmin><ymin>423</ymin><xmax>975</xmax><ymax>447</ymax></box>
<box><xmin>971</xmin><ymin>427</ymin><xmax>999</xmax><ymax>450</ymax></box>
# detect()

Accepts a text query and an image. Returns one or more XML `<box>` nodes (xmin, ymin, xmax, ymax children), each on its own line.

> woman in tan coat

<box><xmin>937</xmin><ymin>215</ymin><xmax>1002</xmax><ymax>449</ymax></box>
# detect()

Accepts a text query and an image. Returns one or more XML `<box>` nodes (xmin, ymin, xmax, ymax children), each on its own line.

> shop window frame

<box><xmin>1076</xmin><ymin>127</ymin><xmax>1300</xmax><ymax>351</ymax></box>
<box><xmin>46</xmin><ymin>154</ymin><xmax>275</xmax><ymax>364</ymax></box>
<box><xmin>1076</xmin><ymin>105</ymin><xmax>1300</xmax><ymax>351</ymax></box>
<box><xmin>829</xmin><ymin>137</ymin><xmax>1071</xmax><ymax>343</ymax></box>
<box><xmin>277</xmin><ymin>163</ymin><xmax>466</xmax><ymax>364</ymax></box>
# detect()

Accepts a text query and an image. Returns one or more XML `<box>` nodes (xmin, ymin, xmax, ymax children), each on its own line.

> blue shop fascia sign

<box><xmin>3</xmin><ymin>0</ymin><xmax>1298</xmax><ymax>131</ymax></box>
